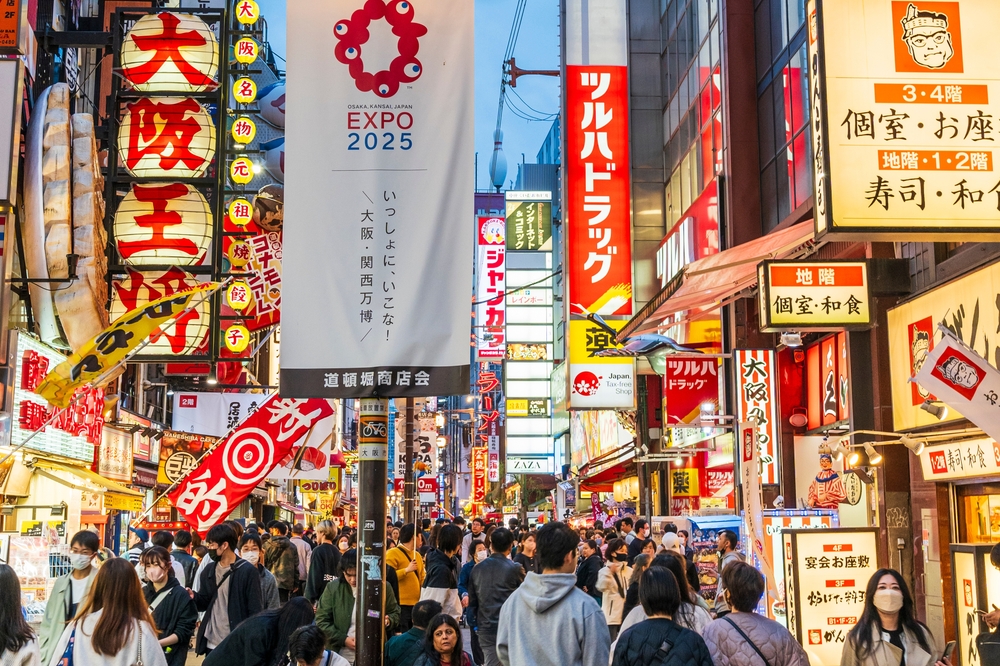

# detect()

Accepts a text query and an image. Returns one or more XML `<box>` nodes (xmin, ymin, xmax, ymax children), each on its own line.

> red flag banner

<box><xmin>168</xmin><ymin>393</ymin><xmax>334</xmax><ymax>534</ymax></box>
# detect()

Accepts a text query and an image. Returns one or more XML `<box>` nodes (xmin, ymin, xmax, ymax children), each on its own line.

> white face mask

<box><xmin>70</xmin><ymin>554</ymin><xmax>92</xmax><ymax>571</ymax></box>
<box><xmin>242</xmin><ymin>550</ymin><xmax>260</xmax><ymax>566</ymax></box>
<box><xmin>873</xmin><ymin>589</ymin><xmax>904</xmax><ymax>613</ymax></box>
<box><xmin>475</xmin><ymin>550</ymin><xmax>487</xmax><ymax>562</ymax></box>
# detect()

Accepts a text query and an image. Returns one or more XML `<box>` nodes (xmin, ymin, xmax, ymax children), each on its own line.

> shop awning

<box><xmin>621</xmin><ymin>221</ymin><xmax>817</xmax><ymax>338</ymax></box>
<box><xmin>29</xmin><ymin>458</ymin><xmax>144</xmax><ymax>511</ymax></box>
<box><xmin>580</xmin><ymin>461</ymin><xmax>634</xmax><ymax>493</ymax></box>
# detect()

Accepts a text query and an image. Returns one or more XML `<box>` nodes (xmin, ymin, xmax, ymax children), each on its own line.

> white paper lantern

<box><xmin>111</xmin><ymin>268</ymin><xmax>211</xmax><ymax>356</ymax></box>
<box><xmin>120</xmin><ymin>12</ymin><xmax>219</xmax><ymax>93</ymax></box>
<box><xmin>114</xmin><ymin>182</ymin><xmax>212</xmax><ymax>266</ymax></box>
<box><xmin>118</xmin><ymin>97</ymin><xmax>216</xmax><ymax>178</ymax></box>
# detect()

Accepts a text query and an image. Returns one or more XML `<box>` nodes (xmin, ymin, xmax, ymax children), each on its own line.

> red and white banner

<box><xmin>472</xmin><ymin>446</ymin><xmax>487</xmax><ymax>503</ymax></box>
<box><xmin>734</xmin><ymin>349</ymin><xmax>779</xmax><ymax>484</ymax></box>
<box><xmin>475</xmin><ymin>216</ymin><xmax>505</xmax><ymax>359</ymax></box>
<box><xmin>913</xmin><ymin>333</ymin><xmax>1000</xmax><ymax>444</ymax></box>
<box><xmin>169</xmin><ymin>393</ymin><xmax>334</xmax><ymax>534</ymax></box>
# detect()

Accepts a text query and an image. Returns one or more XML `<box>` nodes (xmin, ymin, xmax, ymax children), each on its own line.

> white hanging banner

<box><xmin>281</xmin><ymin>0</ymin><xmax>474</xmax><ymax>398</ymax></box>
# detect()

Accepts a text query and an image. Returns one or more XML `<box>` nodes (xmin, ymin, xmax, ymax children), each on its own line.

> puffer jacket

<box><xmin>703</xmin><ymin>613</ymin><xmax>810</xmax><ymax>666</ymax></box>
<box><xmin>611</xmin><ymin>618</ymin><xmax>713</xmax><ymax>666</ymax></box>
<box><xmin>838</xmin><ymin>623</ymin><xmax>938</xmax><ymax>666</ymax></box>
<box><xmin>263</xmin><ymin>535</ymin><xmax>299</xmax><ymax>591</ymax></box>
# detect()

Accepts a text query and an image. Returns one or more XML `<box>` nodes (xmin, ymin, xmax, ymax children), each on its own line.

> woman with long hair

<box><xmin>0</xmin><ymin>563</ymin><xmax>39</xmax><ymax>665</ymax></box>
<box><xmin>621</xmin><ymin>553</ymin><xmax>651</xmax><ymax>621</ymax></box>
<box><xmin>203</xmin><ymin>597</ymin><xmax>315</xmax><ymax>666</ymax></box>
<box><xmin>140</xmin><ymin>546</ymin><xmax>197</xmax><ymax>666</ymax></box>
<box><xmin>47</xmin><ymin>557</ymin><xmax>166</xmax><ymax>666</ymax></box>
<box><xmin>841</xmin><ymin>569</ymin><xmax>950</xmax><ymax>666</ymax></box>
<box><xmin>413</xmin><ymin>614</ymin><xmax>473</xmax><ymax>666</ymax></box>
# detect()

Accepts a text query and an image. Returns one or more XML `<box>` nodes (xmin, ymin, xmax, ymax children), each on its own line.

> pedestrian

<box><xmin>712</xmin><ymin>529</ymin><xmax>743</xmax><ymax>617</ymax></box>
<box><xmin>38</xmin><ymin>530</ymin><xmax>98</xmax><ymax>665</ymax></box>
<box><xmin>171</xmin><ymin>530</ymin><xmax>198</xmax><ymax>588</ymax></box>
<box><xmin>512</xmin><ymin>530</ymin><xmax>539</xmax><ymax>574</ymax></box>
<box><xmin>497</xmin><ymin>521</ymin><xmax>610</xmax><ymax>666</ymax></box>
<box><xmin>421</xmin><ymin>524</ymin><xmax>463</xmax><ymax>620</ymax></box>
<box><xmin>192</xmin><ymin>519</ymin><xmax>244</xmax><ymax>594</ymax></box>
<box><xmin>337</xmin><ymin>534</ymin><xmax>352</xmax><ymax>555</ymax></box>
<box><xmin>47</xmin><ymin>558</ymin><xmax>166</xmax><ymax>666</ymax></box>
<box><xmin>611</xmin><ymin>566</ymin><xmax>713</xmax><ymax>666</ymax></box>
<box><xmin>468</xmin><ymin>528</ymin><xmax>524</xmax><ymax>666</ymax></box>
<box><xmin>460</xmin><ymin>519</ymin><xmax>486</xmax><ymax>567</ymax></box>
<box><xmin>240</xmin><ymin>532</ymin><xmax>281</xmax><ymax>610</ymax></box>
<box><xmin>204</xmin><ymin>596</ymin><xmax>314</xmax><ymax>666</ymax></box>
<box><xmin>306</xmin><ymin>520</ymin><xmax>343</xmax><ymax>604</ymax></box>
<box><xmin>193</xmin><ymin>523</ymin><xmax>264</xmax><ymax>656</ymax></box>
<box><xmin>702</xmin><ymin>561</ymin><xmax>809</xmax><ymax>666</ymax></box>
<box><xmin>139</xmin><ymin>546</ymin><xmax>197</xmax><ymax>666</ymax></box>
<box><xmin>0</xmin><ymin>563</ymin><xmax>40</xmax><ymax>665</ymax></box>
<box><xmin>290</xmin><ymin>524</ymin><xmax>313</xmax><ymax>597</ymax></box>
<box><xmin>596</xmin><ymin>538</ymin><xmax>632</xmax><ymax>641</ymax></box>
<box><xmin>137</xmin><ymin>531</ymin><xmax>186</xmax><ymax>584</ymax></box>
<box><xmin>653</xmin><ymin>552</ymin><xmax>711</xmax><ymax>633</ymax></box>
<box><xmin>289</xmin><ymin>624</ymin><xmax>350</xmax><ymax>666</ymax></box>
<box><xmin>619</xmin><ymin>517</ymin><xmax>635</xmax><ymax>546</ymax></box>
<box><xmin>316</xmin><ymin>549</ymin><xmax>400</xmax><ymax>665</ymax></box>
<box><xmin>265</xmin><ymin>520</ymin><xmax>300</xmax><ymax>604</ymax></box>
<box><xmin>124</xmin><ymin>528</ymin><xmax>148</xmax><ymax>564</ymax></box>
<box><xmin>413</xmin><ymin>614</ymin><xmax>473</xmax><ymax>666</ymax></box>
<box><xmin>576</xmin><ymin>539</ymin><xmax>604</xmax><ymax>604</ymax></box>
<box><xmin>387</xmin><ymin>523</ymin><xmax>426</xmax><ymax>631</ymax></box>
<box><xmin>840</xmin><ymin>568</ymin><xmax>949</xmax><ymax>666</ymax></box>
<box><xmin>457</xmin><ymin>541</ymin><xmax>487</xmax><ymax>664</ymax></box>
<box><xmin>626</xmin><ymin>521</ymin><xmax>650</xmax><ymax>565</ymax></box>
<box><xmin>621</xmin><ymin>553</ymin><xmax>651</xmax><ymax>621</ymax></box>
<box><xmin>677</xmin><ymin>530</ymin><xmax>695</xmax><ymax>562</ymax></box>
<box><xmin>385</xmin><ymin>600</ymin><xmax>443</xmax><ymax>666</ymax></box>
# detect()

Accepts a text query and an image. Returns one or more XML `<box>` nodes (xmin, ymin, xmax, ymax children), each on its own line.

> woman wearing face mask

<box><xmin>140</xmin><ymin>547</ymin><xmax>197</xmax><ymax>666</ymax></box>
<box><xmin>597</xmin><ymin>538</ymin><xmax>633</xmax><ymax>641</ymax></box>
<box><xmin>238</xmin><ymin>532</ymin><xmax>280</xmax><ymax>610</ymax></box>
<box><xmin>840</xmin><ymin>569</ymin><xmax>950</xmax><ymax>666</ymax></box>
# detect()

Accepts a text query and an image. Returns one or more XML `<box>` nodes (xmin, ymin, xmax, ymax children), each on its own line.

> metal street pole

<box><xmin>404</xmin><ymin>397</ymin><xmax>416</xmax><ymax>526</ymax></box>
<box><xmin>357</xmin><ymin>398</ymin><xmax>388</xmax><ymax>666</ymax></box>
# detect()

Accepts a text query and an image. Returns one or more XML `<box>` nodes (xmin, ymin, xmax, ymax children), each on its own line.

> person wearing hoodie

<box><xmin>421</xmin><ymin>524</ymin><xmax>464</xmax><ymax>620</ymax></box>
<box><xmin>264</xmin><ymin>520</ymin><xmax>300</xmax><ymax>603</ymax></box>
<box><xmin>240</xmin><ymin>532</ymin><xmax>280</xmax><ymax>610</ymax></box>
<box><xmin>497</xmin><ymin>521</ymin><xmax>611</xmax><ymax>666</ymax></box>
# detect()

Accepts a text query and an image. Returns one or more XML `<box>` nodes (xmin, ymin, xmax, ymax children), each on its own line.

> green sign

<box><xmin>505</xmin><ymin>201</ymin><xmax>552</xmax><ymax>251</ymax></box>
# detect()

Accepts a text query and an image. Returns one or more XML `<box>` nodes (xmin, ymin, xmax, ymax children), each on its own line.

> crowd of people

<box><xmin>0</xmin><ymin>514</ymin><xmax>975</xmax><ymax>666</ymax></box>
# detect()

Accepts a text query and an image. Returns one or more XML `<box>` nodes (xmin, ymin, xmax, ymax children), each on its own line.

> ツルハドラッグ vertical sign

<box><xmin>281</xmin><ymin>0</ymin><xmax>473</xmax><ymax>398</ymax></box>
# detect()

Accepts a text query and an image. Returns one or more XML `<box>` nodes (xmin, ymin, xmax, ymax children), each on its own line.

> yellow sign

<box><xmin>19</xmin><ymin>520</ymin><xmax>42</xmax><ymax>536</ymax></box>
<box><xmin>670</xmin><ymin>468</ymin><xmax>699</xmax><ymax>497</ymax></box>
<box><xmin>232</xmin><ymin>77</ymin><xmax>257</xmax><ymax>104</ymax></box>
<box><xmin>235</xmin><ymin>0</ymin><xmax>260</xmax><ymax>24</ymax></box>
<box><xmin>887</xmin><ymin>261</ymin><xmax>1000</xmax><ymax>431</ymax></box>
<box><xmin>233</xmin><ymin>38</ymin><xmax>259</xmax><ymax>65</ymax></box>
<box><xmin>224</xmin><ymin>324</ymin><xmax>250</xmax><ymax>353</ymax></box>
<box><xmin>506</xmin><ymin>399</ymin><xmax>549</xmax><ymax>417</ymax></box>
<box><xmin>104</xmin><ymin>494</ymin><xmax>143</xmax><ymax>512</ymax></box>
<box><xmin>228</xmin><ymin>198</ymin><xmax>253</xmax><ymax>226</ymax></box>
<box><xmin>568</xmin><ymin>319</ymin><xmax>628</xmax><ymax>365</ymax></box>
<box><xmin>37</xmin><ymin>284</ymin><xmax>218</xmax><ymax>407</ymax></box>
<box><xmin>230</xmin><ymin>157</ymin><xmax>255</xmax><ymax>185</ymax></box>
<box><xmin>226</xmin><ymin>281</ymin><xmax>252</xmax><ymax>310</ymax></box>
<box><xmin>809</xmin><ymin>0</ymin><xmax>1000</xmax><ymax>240</ymax></box>
<box><xmin>758</xmin><ymin>261</ymin><xmax>871</xmax><ymax>330</ymax></box>
<box><xmin>231</xmin><ymin>117</ymin><xmax>257</xmax><ymax>145</ymax></box>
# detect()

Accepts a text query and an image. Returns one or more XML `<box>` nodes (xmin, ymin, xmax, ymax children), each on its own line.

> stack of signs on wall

<box><xmin>395</xmin><ymin>412</ymin><xmax>438</xmax><ymax>480</ymax></box>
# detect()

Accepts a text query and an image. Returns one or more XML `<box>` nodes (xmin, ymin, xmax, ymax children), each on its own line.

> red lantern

<box><xmin>111</xmin><ymin>268</ymin><xmax>211</xmax><ymax>356</ymax></box>
<box><xmin>113</xmin><ymin>183</ymin><xmax>212</xmax><ymax>266</ymax></box>
<box><xmin>118</xmin><ymin>97</ymin><xmax>216</xmax><ymax>178</ymax></box>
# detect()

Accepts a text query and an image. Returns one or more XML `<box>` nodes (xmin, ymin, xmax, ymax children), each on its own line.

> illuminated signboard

<box><xmin>568</xmin><ymin>319</ymin><xmax>635</xmax><ymax>410</ymax></box>
<box><xmin>656</xmin><ymin>180</ymin><xmax>720</xmax><ymax>289</ymax></box>
<box><xmin>475</xmin><ymin>216</ymin><xmax>506</xmax><ymax>360</ymax></box>
<box><xmin>472</xmin><ymin>446</ymin><xmax>487</xmax><ymax>502</ymax></box>
<box><xmin>734</xmin><ymin>349</ymin><xmax>780</xmax><ymax>485</ymax></box>
<box><xmin>505</xmin><ymin>192</ymin><xmax>552</xmax><ymax>252</ymax></box>
<box><xmin>759</xmin><ymin>261</ymin><xmax>871</xmax><ymax>331</ymax></box>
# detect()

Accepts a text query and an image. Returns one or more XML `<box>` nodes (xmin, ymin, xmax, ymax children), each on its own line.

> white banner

<box><xmin>739</xmin><ymin>421</ymin><xmax>777</xmax><ymax>597</ymax></box>
<box><xmin>912</xmin><ymin>333</ymin><xmax>1000</xmax><ymax>444</ymax></box>
<box><xmin>172</xmin><ymin>392</ymin><xmax>270</xmax><ymax>437</ymax></box>
<box><xmin>281</xmin><ymin>0</ymin><xmax>474</xmax><ymax>398</ymax></box>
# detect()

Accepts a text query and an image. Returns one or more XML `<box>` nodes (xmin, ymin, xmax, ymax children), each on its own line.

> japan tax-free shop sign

<box><xmin>809</xmin><ymin>0</ymin><xmax>1000</xmax><ymax>240</ymax></box>
<box><xmin>281</xmin><ymin>0</ymin><xmax>473</xmax><ymax>398</ymax></box>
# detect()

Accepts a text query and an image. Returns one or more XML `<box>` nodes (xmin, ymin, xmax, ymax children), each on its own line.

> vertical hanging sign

<box><xmin>476</xmin><ymin>216</ymin><xmax>506</xmax><ymax>360</ymax></box>
<box><xmin>281</xmin><ymin>0</ymin><xmax>474</xmax><ymax>398</ymax></box>
<box><xmin>734</xmin><ymin>349</ymin><xmax>780</xmax><ymax>484</ymax></box>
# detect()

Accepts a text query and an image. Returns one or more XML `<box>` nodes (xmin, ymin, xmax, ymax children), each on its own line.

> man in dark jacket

<box><xmin>575</xmin><ymin>539</ymin><xmax>603</xmax><ymax>603</ymax></box>
<box><xmin>626</xmin><ymin>519</ymin><xmax>650</xmax><ymax>565</ymax></box>
<box><xmin>305</xmin><ymin>519</ymin><xmax>342</xmax><ymax>603</ymax></box>
<box><xmin>384</xmin><ymin>599</ymin><xmax>442</xmax><ymax>666</ymax></box>
<box><xmin>194</xmin><ymin>523</ymin><xmax>263</xmax><ymax>655</ymax></box>
<box><xmin>171</xmin><ymin>529</ymin><xmax>198</xmax><ymax>588</ymax></box>
<box><xmin>469</xmin><ymin>528</ymin><xmax>525</xmax><ymax>666</ymax></box>
<box><xmin>264</xmin><ymin>519</ymin><xmax>299</xmax><ymax>603</ymax></box>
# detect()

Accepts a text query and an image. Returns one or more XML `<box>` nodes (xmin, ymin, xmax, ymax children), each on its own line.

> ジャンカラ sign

<box><xmin>759</xmin><ymin>261</ymin><xmax>871</xmax><ymax>331</ymax></box>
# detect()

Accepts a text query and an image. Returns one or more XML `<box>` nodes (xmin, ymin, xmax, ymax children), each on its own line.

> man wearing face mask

<box><xmin>193</xmin><ymin>523</ymin><xmax>263</xmax><ymax>656</ymax></box>
<box><xmin>239</xmin><ymin>531</ymin><xmax>280</xmax><ymax>609</ymax></box>
<box><xmin>626</xmin><ymin>520</ymin><xmax>651</xmax><ymax>566</ymax></box>
<box><xmin>39</xmin><ymin>530</ymin><xmax>99</xmax><ymax>664</ymax></box>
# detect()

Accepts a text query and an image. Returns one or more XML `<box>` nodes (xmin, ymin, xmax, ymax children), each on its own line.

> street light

<box><xmin>436</xmin><ymin>435</ymin><xmax>447</xmax><ymax>449</ymax></box>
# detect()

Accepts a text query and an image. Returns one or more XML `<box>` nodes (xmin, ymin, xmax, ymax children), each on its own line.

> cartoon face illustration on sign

<box><xmin>910</xmin><ymin>324</ymin><xmax>931</xmax><ymax>401</ymax></box>
<box><xmin>936</xmin><ymin>356</ymin><xmax>979</xmax><ymax>389</ymax></box>
<box><xmin>899</xmin><ymin>3</ymin><xmax>957</xmax><ymax>70</ymax></box>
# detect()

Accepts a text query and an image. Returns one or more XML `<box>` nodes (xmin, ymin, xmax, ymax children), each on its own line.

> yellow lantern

<box><xmin>232</xmin><ymin>77</ymin><xmax>257</xmax><ymax>104</ymax></box>
<box><xmin>228</xmin><ymin>240</ymin><xmax>252</xmax><ymax>268</ymax></box>
<box><xmin>235</xmin><ymin>0</ymin><xmax>260</xmax><ymax>25</ymax></box>
<box><xmin>228</xmin><ymin>198</ymin><xmax>253</xmax><ymax>226</ymax></box>
<box><xmin>234</xmin><ymin>38</ymin><xmax>259</xmax><ymax>64</ymax></box>
<box><xmin>118</xmin><ymin>97</ymin><xmax>216</xmax><ymax>178</ymax></box>
<box><xmin>113</xmin><ymin>183</ymin><xmax>212</xmax><ymax>266</ymax></box>
<box><xmin>226</xmin><ymin>281</ymin><xmax>252</xmax><ymax>310</ymax></box>
<box><xmin>110</xmin><ymin>268</ymin><xmax>211</xmax><ymax>356</ymax></box>
<box><xmin>231</xmin><ymin>117</ymin><xmax>257</xmax><ymax>145</ymax></box>
<box><xmin>120</xmin><ymin>12</ymin><xmax>219</xmax><ymax>93</ymax></box>
<box><xmin>230</xmin><ymin>157</ymin><xmax>255</xmax><ymax>185</ymax></box>
<box><xmin>224</xmin><ymin>324</ymin><xmax>250</xmax><ymax>353</ymax></box>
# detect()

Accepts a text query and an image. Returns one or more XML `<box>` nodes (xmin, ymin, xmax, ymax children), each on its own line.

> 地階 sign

<box><xmin>759</xmin><ymin>261</ymin><xmax>871</xmax><ymax>330</ymax></box>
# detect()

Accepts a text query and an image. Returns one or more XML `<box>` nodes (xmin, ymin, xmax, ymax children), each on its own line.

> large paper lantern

<box><xmin>120</xmin><ymin>13</ymin><xmax>219</xmax><ymax>93</ymax></box>
<box><xmin>114</xmin><ymin>183</ymin><xmax>212</xmax><ymax>266</ymax></box>
<box><xmin>258</xmin><ymin>80</ymin><xmax>285</xmax><ymax>129</ymax></box>
<box><xmin>111</xmin><ymin>268</ymin><xmax>211</xmax><ymax>356</ymax></box>
<box><xmin>118</xmin><ymin>97</ymin><xmax>216</xmax><ymax>178</ymax></box>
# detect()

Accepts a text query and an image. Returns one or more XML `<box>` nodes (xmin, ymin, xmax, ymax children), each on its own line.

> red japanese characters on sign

<box><xmin>244</xmin><ymin>232</ymin><xmax>282</xmax><ymax>329</ymax></box>
<box><xmin>111</xmin><ymin>268</ymin><xmax>211</xmax><ymax>356</ymax></box>
<box><xmin>735</xmin><ymin>350</ymin><xmax>780</xmax><ymax>485</ymax></box>
<box><xmin>19</xmin><ymin>348</ymin><xmax>104</xmax><ymax>444</ymax></box>
<box><xmin>477</xmin><ymin>363</ymin><xmax>502</xmax><ymax>482</ymax></box>
<box><xmin>169</xmin><ymin>394</ymin><xmax>334</xmax><ymax>534</ymax></box>
<box><xmin>663</xmin><ymin>358</ymin><xmax>719</xmax><ymax>425</ymax></box>
<box><xmin>118</xmin><ymin>97</ymin><xmax>216</xmax><ymax>179</ymax></box>
<box><xmin>120</xmin><ymin>12</ymin><xmax>219</xmax><ymax>93</ymax></box>
<box><xmin>472</xmin><ymin>446</ymin><xmax>487</xmax><ymax>503</ymax></box>
<box><xmin>566</xmin><ymin>65</ymin><xmax>632</xmax><ymax>317</ymax></box>
<box><xmin>113</xmin><ymin>183</ymin><xmax>212</xmax><ymax>266</ymax></box>
<box><xmin>475</xmin><ymin>216</ymin><xmax>505</xmax><ymax>360</ymax></box>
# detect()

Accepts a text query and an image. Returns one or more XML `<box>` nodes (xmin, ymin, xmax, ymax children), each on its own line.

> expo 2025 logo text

<box><xmin>333</xmin><ymin>0</ymin><xmax>427</xmax><ymax>98</ymax></box>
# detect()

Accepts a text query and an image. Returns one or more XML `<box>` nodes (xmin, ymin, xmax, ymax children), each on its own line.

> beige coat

<box><xmin>596</xmin><ymin>562</ymin><xmax>632</xmax><ymax>626</ymax></box>
<box><xmin>839</xmin><ymin>624</ymin><xmax>938</xmax><ymax>666</ymax></box>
